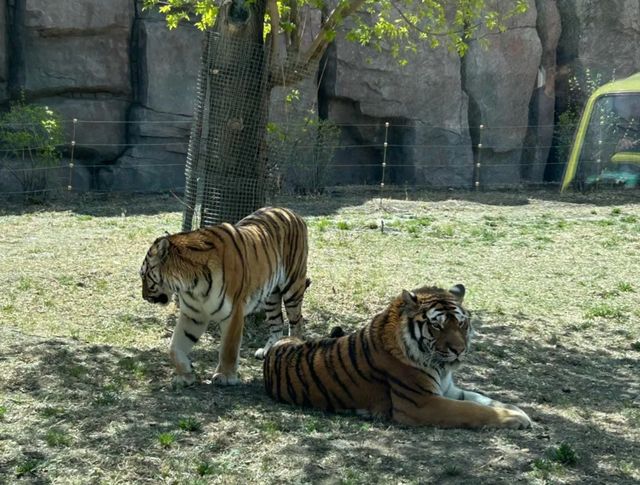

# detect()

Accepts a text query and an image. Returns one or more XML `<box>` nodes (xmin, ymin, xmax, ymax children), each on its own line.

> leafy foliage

<box><xmin>0</xmin><ymin>94</ymin><xmax>64</xmax><ymax>202</ymax></box>
<box><xmin>143</xmin><ymin>0</ymin><xmax>529</xmax><ymax>58</ymax></box>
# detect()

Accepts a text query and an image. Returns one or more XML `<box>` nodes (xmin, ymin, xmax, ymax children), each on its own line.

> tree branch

<box><xmin>302</xmin><ymin>0</ymin><xmax>367</xmax><ymax>67</ymax></box>
<box><xmin>269</xmin><ymin>0</ymin><xmax>366</xmax><ymax>88</ymax></box>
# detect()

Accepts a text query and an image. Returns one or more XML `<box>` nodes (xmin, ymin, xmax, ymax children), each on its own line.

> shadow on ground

<box><xmin>1</xmin><ymin>315</ymin><xmax>638</xmax><ymax>484</ymax></box>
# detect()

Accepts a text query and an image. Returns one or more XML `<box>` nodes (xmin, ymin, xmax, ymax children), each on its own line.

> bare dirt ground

<box><xmin>0</xmin><ymin>189</ymin><xmax>639</xmax><ymax>484</ymax></box>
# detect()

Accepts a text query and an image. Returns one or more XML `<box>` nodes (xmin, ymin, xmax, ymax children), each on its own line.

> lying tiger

<box><xmin>264</xmin><ymin>284</ymin><xmax>532</xmax><ymax>429</ymax></box>
<box><xmin>140</xmin><ymin>207</ymin><xmax>309</xmax><ymax>386</ymax></box>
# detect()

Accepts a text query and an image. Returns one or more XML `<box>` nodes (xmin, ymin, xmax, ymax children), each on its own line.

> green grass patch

<box><xmin>40</xmin><ymin>406</ymin><xmax>65</xmax><ymax>418</ymax></box>
<box><xmin>585</xmin><ymin>303</ymin><xmax>625</xmax><ymax>319</ymax></box>
<box><xmin>45</xmin><ymin>428</ymin><xmax>72</xmax><ymax>447</ymax></box>
<box><xmin>17</xmin><ymin>276</ymin><xmax>34</xmax><ymax>291</ymax></box>
<box><xmin>197</xmin><ymin>462</ymin><xmax>221</xmax><ymax>476</ymax></box>
<box><xmin>178</xmin><ymin>416</ymin><xmax>202</xmax><ymax>432</ymax></box>
<box><xmin>617</xmin><ymin>282</ymin><xmax>635</xmax><ymax>293</ymax></box>
<box><xmin>15</xmin><ymin>458</ymin><xmax>43</xmax><ymax>478</ymax></box>
<box><xmin>547</xmin><ymin>442</ymin><xmax>578</xmax><ymax>466</ymax></box>
<box><xmin>157</xmin><ymin>432</ymin><xmax>176</xmax><ymax>448</ymax></box>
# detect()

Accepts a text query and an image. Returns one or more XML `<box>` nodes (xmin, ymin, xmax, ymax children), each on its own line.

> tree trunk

<box><xmin>182</xmin><ymin>0</ymin><xmax>269</xmax><ymax>230</ymax></box>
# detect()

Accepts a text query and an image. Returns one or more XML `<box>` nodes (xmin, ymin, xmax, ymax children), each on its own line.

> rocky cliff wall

<box><xmin>1</xmin><ymin>0</ymin><xmax>639</xmax><ymax>193</ymax></box>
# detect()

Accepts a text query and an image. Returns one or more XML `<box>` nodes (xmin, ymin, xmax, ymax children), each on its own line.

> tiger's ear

<box><xmin>401</xmin><ymin>289</ymin><xmax>419</xmax><ymax>313</ymax></box>
<box><xmin>449</xmin><ymin>284</ymin><xmax>465</xmax><ymax>302</ymax></box>
<box><xmin>153</xmin><ymin>237</ymin><xmax>171</xmax><ymax>260</ymax></box>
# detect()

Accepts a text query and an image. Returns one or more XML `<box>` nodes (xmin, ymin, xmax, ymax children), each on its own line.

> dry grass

<box><xmin>1</xmin><ymin>189</ymin><xmax>639</xmax><ymax>484</ymax></box>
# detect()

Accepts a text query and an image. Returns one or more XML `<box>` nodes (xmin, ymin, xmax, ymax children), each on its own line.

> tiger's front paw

<box><xmin>172</xmin><ymin>372</ymin><xmax>197</xmax><ymax>389</ymax></box>
<box><xmin>212</xmin><ymin>372</ymin><xmax>240</xmax><ymax>386</ymax></box>
<box><xmin>254</xmin><ymin>347</ymin><xmax>268</xmax><ymax>359</ymax></box>
<box><xmin>498</xmin><ymin>408</ymin><xmax>532</xmax><ymax>429</ymax></box>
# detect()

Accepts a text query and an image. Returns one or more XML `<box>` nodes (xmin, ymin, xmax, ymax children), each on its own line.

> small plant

<box><xmin>432</xmin><ymin>223</ymin><xmax>455</xmax><ymax>238</ymax></box>
<box><xmin>178</xmin><ymin>417</ymin><xmax>202</xmax><ymax>432</ymax></box>
<box><xmin>611</xmin><ymin>207</ymin><xmax>622</xmax><ymax>216</ymax></box>
<box><xmin>40</xmin><ymin>406</ymin><xmax>65</xmax><ymax>418</ymax></box>
<box><xmin>314</xmin><ymin>218</ymin><xmax>331</xmax><ymax>232</ymax></box>
<box><xmin>547</xmin><ymin>442</ymin><xmax>578</xmax><ymax>466</ymax></box>
<box><xmin>197</xmin><ymin>462</ymin><xmax>218</xmax><ymax>476</ymax></box>
<box><xmin>0</xmin><ymin>93</ymin><xmax>64</xmax><ymax>202</ymax></box>
<box><xmin>259</xmin><ymin>419</ymin><xmax>280</xmax><ymax>436</ymax></box>
<box><xmin>17</xmin><ymin>276</ymin><xmax>34</xmax><ymax>291</ymax></box>
<box><xmin>15</xmin><ymin>458</ymin><xmax>42</xmax><ymax>477</ymax></box>
<box><xmin>304</xmin><ymin>416</ymin><xmax>322</xmax><ymax>433</ymax></box>
<box><xmin>94</xmin><ymin>383</ymin><xmax>120</xmax><ymax>406</ymax></box>
<box><xmin>45</xmin><ymin>429</ymin><xmax>71</xmax><ymax>447</ymax></box>
<box><xmin>0</xmin><ymin>405</ymin><xmax>6</xmax><ymax>420</ymax></box>
<box><xmin>617</xmin><ymin>282</ymin><xmax>634</xmax><ymax>293</ymax></box>
<box><xmin>530</xmin><ymin>457</ymin><xmax>562</xmax><ymax>479</ymax></box>
<box><xmin>68</xmin><ymin>364</ymin><xmax>87</xmax><ymax>378</ymax></box>
<box><xmin>118</xmin><ymin>356</ymin><xmax>148</xmax><ymax>380</ymax></box>
<box><xmin>157</xmin><ymin>432</ymin><xmax>176</xmax><ymax>448</ymax></box>
<box><xmin>585</xmin><ymin>303</ymin><xmax>624</xmax><ymax>319</ymax></box>
<box><xmin>336</xmin><ymin>221</ymin><xmax>350</xmax><ymax>231</ymax></box>
<box><xmin>631</xmin><ymin>341</ymin><xmax>640</xmax><ymax>352</ymax></box>
<box><xmin>443</xmin><ymin>464</ymin><xmax>462</xmax><ymax>477</ymax></box>
<box><xmin>406</xmin><ymin>224</ymin><xmax>420</xmax><ymax>237</ymax></box>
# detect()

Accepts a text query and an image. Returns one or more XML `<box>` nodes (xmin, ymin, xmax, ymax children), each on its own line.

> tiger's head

<box><xmin>140</xmin><ymin>237</ymin><xmax>173</xmax><ymax>305</ymax></box>
<box><xmin>397</xmin><ymin>284</ymin><xmax>471</xmax><ymax>370</ymax></box>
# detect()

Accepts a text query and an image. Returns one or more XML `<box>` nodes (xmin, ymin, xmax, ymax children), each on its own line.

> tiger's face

<box><xmin>140</xmin><ymin>237</ymin><xmax>172</xmax><ymax>305</ymax></box>
<box><xmin>400</xmin><ymin>284</ymin><xmax>471</xmax><ymax>368</ymax></box>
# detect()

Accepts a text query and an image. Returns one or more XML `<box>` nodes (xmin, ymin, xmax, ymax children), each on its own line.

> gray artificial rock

<box><xmin>327</xmin><ymin>15</ymin><xmax>473</xmax><ymax>188</ymax></box>
<box><xmin>113</xmin><ymin>12</ymin><xmax>203</xmax><ymax>191</ymax></box>
<box><xmin>521</xmin><ymin>0</ymin><xmax>561</xmax><ymax>183</ymax></box>
<box><xmin>557</xmin><ymin>0</ymin><xmax>640</xmax><ymax>79</ymax></box>
<box><xmin>101</xmin><ymin>149</ymin><xmax>186</xmax><ymax>193</ymax></box>
<box><xmin>14</xmin><ymin>0</ymin><xmax>133</xmax><ymax>97</ymax></box>
<box><xmin>136</xmin><ymin>16</ymin><xmax>202</xmax><ymax>116</ymax></box>
<box><xmin>463</xmin><ymin>0</ymin><xmax>542</xmax><ymax>187</ymax></box>
<box><xmin>37</xmin><ymin>96</ymin><xmax>129</xmax><ymax>163</ymax></box>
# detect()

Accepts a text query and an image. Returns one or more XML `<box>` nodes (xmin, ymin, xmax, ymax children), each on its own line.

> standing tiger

<box><xmin>264</xmin><ymin>284</ymin><xmax>532</xmax><ymax>429</ymax></box>
<box><xmin>140</xmin><ymin>207</ymin><xmax>309</xmax><ymax>386</ymax></box>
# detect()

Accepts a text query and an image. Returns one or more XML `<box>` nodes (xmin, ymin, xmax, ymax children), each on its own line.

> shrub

<box><xmin>0</xmin><ymin>94</ymin><xmax>64</xmax><ymax>202</ymax></box>
<box><xmin>267</xmin><ymin>113</ymin><xmax>340</xmax><ymax>195</ymax></box>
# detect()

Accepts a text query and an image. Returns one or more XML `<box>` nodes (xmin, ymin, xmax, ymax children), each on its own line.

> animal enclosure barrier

<box><xmin>181</xmin><ymin>32</ymin><xmax>271</xmax><ymax>231</ymax></box>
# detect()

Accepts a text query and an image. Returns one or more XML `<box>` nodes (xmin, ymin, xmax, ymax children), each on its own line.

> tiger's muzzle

<box><xmin>144</xmin><ymin>293</ymin><xmax>169</xmax><ymax>305</ymax></box>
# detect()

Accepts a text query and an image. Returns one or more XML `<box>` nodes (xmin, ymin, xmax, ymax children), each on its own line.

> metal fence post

<box><xmin>67</xmin><ymin>118</ymin><xmax>77</xmax><ymax>193</ymax></box>
<box><xmin>475</xmin><ymin>123</ymin><xmax>484</xmax><ymax>190</ymax></box>
<box><xmin>379</xmin><ymin>121</ymin><xmax>389</xmax><ymax>207</ymax></box>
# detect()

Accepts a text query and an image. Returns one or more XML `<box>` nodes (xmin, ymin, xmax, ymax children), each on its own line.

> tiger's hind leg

<box><xmin>283</xmin><ymin>277</ymin><xmax>309</xmax><ymax>338</ymax></box>
<box><xmin>254</xmin><ymin>290</ymin><xmax>285</xmax><ymax>359</ymax></box>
